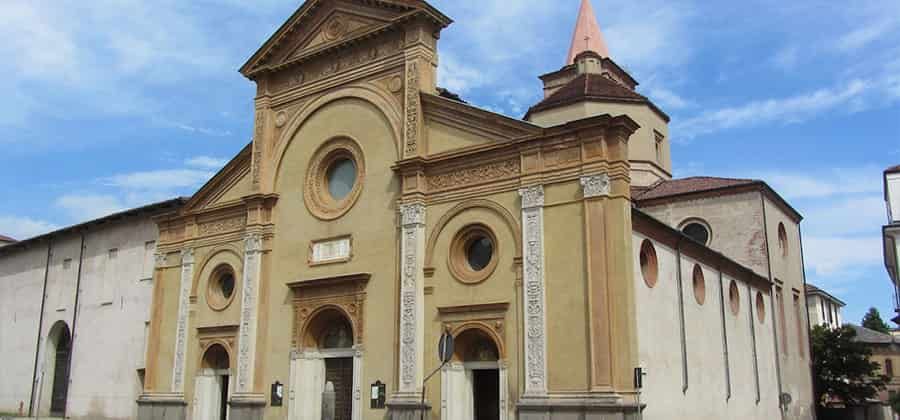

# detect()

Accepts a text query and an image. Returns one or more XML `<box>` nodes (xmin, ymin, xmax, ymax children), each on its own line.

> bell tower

<box><xmin>525</xmin><ymin>0</ymin><xmax>673</xmax><ymax>188</ymax></box>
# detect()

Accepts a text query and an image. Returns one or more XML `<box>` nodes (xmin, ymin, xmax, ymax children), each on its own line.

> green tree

<box><xmin>891</xmin><ymin>392</ymin><xmax>900</xmax><ymax>414</ymax></box>
<box><xmin>811</xmin><ymin>325</ymin><xmax>887</xmax><ymax>406</ymax></box>
<box><xmin>862</xmin><ymin>307</ymin><xmax>891</xmax><ymax>334</ymax></box>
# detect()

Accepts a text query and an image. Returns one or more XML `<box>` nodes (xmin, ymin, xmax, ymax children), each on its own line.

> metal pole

<box><xmin>420</xmin><ymin>361</ymin><xmax>448</xmax><ymax>420</ymax></box>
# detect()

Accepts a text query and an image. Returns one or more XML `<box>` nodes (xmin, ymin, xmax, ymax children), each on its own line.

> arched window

<box><xmin>778</xmin><ymin>223</ymin><xmax>789</xmax><ymax>257</ymax></box>
<box><xmin>680</xmin><ymin>219</ymin><xmax>711</xmax><ymax>245</ymax></box>
<box><xmin>692</xmin><ymin>265</ymin><xmax>706</xmax><ymax>305</ymax></box>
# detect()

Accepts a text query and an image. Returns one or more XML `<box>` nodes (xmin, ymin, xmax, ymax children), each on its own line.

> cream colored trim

<box><xmin>398</xmin><ymin>203</ymin><xmax>426</xmax><ymax>395</ymax></box>
<box><xmin>236</xmin><ymin>233</ymin><xmax>263</xmax><ymax>393</ymax></box>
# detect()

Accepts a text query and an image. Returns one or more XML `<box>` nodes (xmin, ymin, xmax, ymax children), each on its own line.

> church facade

<box><xmin>0</xmin><ymin>1</ymin><xmax>817</xmax><ymax>420</ymax></box>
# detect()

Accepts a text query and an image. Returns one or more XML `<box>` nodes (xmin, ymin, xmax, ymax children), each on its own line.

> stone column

<box><xmin>388</xmin><ymin>203</ymin><xmax>428</xmax><ymax>419</ymax></box>
<box><xmin>231</xmin><ymin>233</ymin><xmax>266</xmax><ymax>420</ymax></box>
<box><xmin>518</xmin><ymin>186</ymin><xmax>548</xmax><ymax>397</ymax></box>
<box><xmin>171</xmin><ymin>248</ymin><xmax>194</xmax><ymax>393</ymax></box>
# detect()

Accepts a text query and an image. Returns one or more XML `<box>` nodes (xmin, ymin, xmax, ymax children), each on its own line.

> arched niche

<box><xmin>425</xmin><ymin>199</ymin><xmax>522</xmax><ymax>271</ymax></box>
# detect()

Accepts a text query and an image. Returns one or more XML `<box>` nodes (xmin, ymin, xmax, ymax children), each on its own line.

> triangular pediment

<box><xmin>240</xmin><ymin>0</ymin><xmax>451</xmax><ymax>78</ymax></box>
<box><xmin>182</xmin><ymin>143</ymin><xmax>252</xmax><ymax>213</ymax></box>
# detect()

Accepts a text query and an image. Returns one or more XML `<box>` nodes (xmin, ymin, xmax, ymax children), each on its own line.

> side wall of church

<box><xmin>0</xmin><ymin>218</ymin><xmax>159</xmax><ymax>420</ymax></box>
<box><xmin>762</xmin><ymin>196</ymin><xmax>815</xmax><ymax>419</ymax></box>
<box><xmin>632</xmin><ymin>232</ymin><xmax>781</xmax><ymax>420</ymax></box>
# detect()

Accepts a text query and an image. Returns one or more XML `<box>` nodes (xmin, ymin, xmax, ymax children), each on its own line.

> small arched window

<box><xmin>778</xmin><ymin>223</ymin><xmax>789</xmax><ymax>257</ymax></box>
<box><xmin>728</xmin><ymin>281</ymin><xmax>741</xmax><ymax>316</ymax></box>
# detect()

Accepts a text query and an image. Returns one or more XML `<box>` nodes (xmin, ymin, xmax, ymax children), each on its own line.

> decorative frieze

<box><xmin>518</xmin><ymin>186</ymin><xmax>547</xmax><ymax>395</ymax></box>
<box><xmin>197</xmin><ymin>216</ymin><xmax>247</xmax><ymax>237</ymax></box>
<box><xmin>236</xmin><ymin>233</ymin><xmax>263</xmax><ymax>392</ymax></box>
<box><xmin>171</xmin><ymin>248</ymin><xmax>195</xmax><ymax>392</ymax></box>
<box><xmin>427</xmin><ymin>158</ymin><xmax>520</xmax><ymax>191</ymax></box>
<box><xmin>398</xmin><ymin>203</ymin><xmax>425</xmax><ymax>394</ymax></box>
<box><xmin>581</xmin><ymin>174</ymin><xmax>611</xmax><ymax>198</ymax></box>
<box><xmin>404</xmin><ymin>61</ymin><xmax>421</xmax><ymax>157</ymax></box>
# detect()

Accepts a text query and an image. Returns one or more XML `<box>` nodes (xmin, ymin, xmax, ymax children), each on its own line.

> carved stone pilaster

<box><xmin>171</xmin><ymin>248</ymin><xmax>194</xmax><ymax>392</ymax></box>
<box><xmin>236</xmin><ymin>233</ymin><xmax>263</xmax><ymax>393</ymax></box>
<box><xmin>580</xmin><ymin>174</ymin><xmax>611</xmax><ymax>198</ymax></box>
<box><xmin>398</xmin><ymin>203</ymin><xmax>426</xmax><ymax>395</ymax></box>
<box><xmin>403</xmin><ymin>61</ymin><xmax>421</xmax><ymax>158</ymax></box>
<box><xmin>518</xmin><ymin>186</ymin><xmax>547</xmax><ymax>396</ymax></box>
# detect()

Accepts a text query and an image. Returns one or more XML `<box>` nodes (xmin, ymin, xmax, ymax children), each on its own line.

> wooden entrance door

<box><xmin>325</xmin><ymin>358</ymin><xmax>353</xmax><ymax>420</ymax></box>
<box><xmin>50</xmin><ymin>329</ymin><xmax>71</xmax><ymax>416</ymax></box>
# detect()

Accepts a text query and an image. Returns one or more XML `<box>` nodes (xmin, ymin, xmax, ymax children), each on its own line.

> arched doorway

<box><xmin>290</xmin><ymin>307</ymin><xmax>360</xmax><ymax>420</ymax></box>
<box><xmin>46</xmin><ymin>321</ymin><xmax>72</xmax><ymax>417</ymax></box>
<box><xmin>193</xmin><ymin>343</ymin><xmax>231</xmax><ymax>420</ymax></box>
<box><xmin>442</xmin><ymin>327</ymin><xmax>507</xmax><ymax>420</ymax></box>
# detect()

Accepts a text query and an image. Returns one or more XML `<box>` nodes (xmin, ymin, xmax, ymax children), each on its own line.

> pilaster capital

<box><xmin>180</xmin><ymin>248</ymin><xmax>194</xmax><ymax>266</ymax></box>
<box><xmin>155</xmin><ymin>252</ymin><xmax>167</xmax><ymax>267</ymax></box>
<box><xmin>400</xmin><ymin>203</ymin><xmax>426</xmax><ymax>227</ymax></box>
<box><xmin>519</xmin><ymin>185</ymin><xmax>545</xmax><ymax>210</ymax></box>
<box><xmin>244</xmin><ymin>233</ymin><xmax>263</xmax><ymax>255</ymax></box>
<box><xmin>581</xmin><ymin>174</ymin><xmax>611</xmax><ymax>198</ymax></box>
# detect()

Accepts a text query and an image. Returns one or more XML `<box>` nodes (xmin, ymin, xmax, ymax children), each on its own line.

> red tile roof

<box><xmin>633</xmin><ymin>176</ymin><xmax>760</xmax><ymax>201</ymax></box>
<box><xmin>886</xmin><ymin>165</ymin><xmax>900</xmax><ymax>174</ymax></box>
<box><xmin>0</xmin><ymin>234</ymin><xmax>15</xmax><ymax>242</ymax></box>
<box><xmin>528</xmin><ymin>73</ymin><xmax>645</xmax><ymax>117</ymax></box>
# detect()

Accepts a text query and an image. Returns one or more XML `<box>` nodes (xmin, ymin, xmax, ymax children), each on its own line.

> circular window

<box><xmin>681</xmin><ymin>221</ymin><xmax>711</xmax><ymax>245</ymax></box>
<box><xmin>326</xmin><ymin>158</ymin><xmax>357</xmax><ymax>200</ymax></box>
<box><xmin>304</xmin><ymin>137</ymin><xmax>366</xmax><ymax>220</ymax></box>
<box><xmin>778</xmin><ymin>223</ymin><xmax>788</xmax><ymax>257</ymax></box>
<box><xmin>692</xmin><ymin>265</ymin><xmax>706</xmax><ymax>305</ymax></box>
<box><xmin>449</xmin><ymin>224</ymin><xmax>499</xmax><ymax>284</ymax></box>
<box><xmin>207</xmin><ymin>265</ymin><xmax>237</xmax><ymax>311</ymax></box>
<box><xmin>640</xmin><ymin>240</ymin><xmax>659</xmax><ymax>288</ymax></box>
<box><xmin>756</xmin><ymin>291</ymin><xmax>766</xmax><ymax>323</ymax></box>
<box><xmin>728</xmin><ymin>280</ymin><xmax>741</xmax><ymax>316</ymax></box>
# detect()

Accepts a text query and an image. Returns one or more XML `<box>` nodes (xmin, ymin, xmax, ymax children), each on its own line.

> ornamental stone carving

<box><xmin>518</xmin><ymin>186</ymin><xmax>547</xmax><ymax>395</ymax></box>
<box><xmin>519</xmin><ymin>185</ymin><xmax>545</xmax><ymax>209</ymax></box>
<box><xmin>404</xmin><ymin>61</ymin><xmax>420</xmax><ymax>157</ymax></box>
<box><xmin>581</xmin><ymin>174</ymin><xmax>611</xmax><ymax>198</ymax></box>
<box><xmin>427</xmin><ymin>159</ymin><xmax>520</xmax><ymax>191</ymax></box>
<box><xmin>237</xmin><ymin>233</ymin><xmax>263</xmax><ymax>392</ymax></box>
<box><xmin>398</xmin><ymin>204</ymin><xmax>425</xmax><ymax>392</ymax></box>
<box><xmin>198</xmin><ymin>216</ymin><xmax>246</xmax><ymax>237</ymax></box>
<box><xmin>171</xmin><ymin>248</ymin><xmax>195</xmax><ymax>392</ymax></box>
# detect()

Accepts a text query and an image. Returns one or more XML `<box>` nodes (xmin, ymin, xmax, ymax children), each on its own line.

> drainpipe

<box><xmin>28</xmin><ymin>241</ymin><xmax>53</xmax><ymax>417</ymax></box>
<box><xmin>716</xmin><ymin>265</ymin><xmax>731</xmax><ymax>401</ymax></box>
<box><xmin>675</xmin><ymin>237</ymin><xmax>688</xmax><ymax>393</ymax></box>
<box><xmin>63</xmin><ymin>233</ymin><xmax>86</xmax><ymax>418</ymax></box>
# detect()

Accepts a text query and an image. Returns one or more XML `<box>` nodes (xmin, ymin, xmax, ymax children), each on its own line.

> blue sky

<box><xmin>1</xmin><ymin>0</ymin><xmax>898</xmax><ymax>324</ymax></box>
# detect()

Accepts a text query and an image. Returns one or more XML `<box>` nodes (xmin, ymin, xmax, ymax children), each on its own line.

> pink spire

<box><xmin>566</xmin><ymin>0</ymin><xmax>610</xmax><ymax>64</ymax></box>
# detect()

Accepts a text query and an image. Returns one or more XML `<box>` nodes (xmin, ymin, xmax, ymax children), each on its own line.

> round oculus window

<box><xmin>728</xmin><ymin>280</ymin><xmax>741</xmax><ymax>316</ymax></box>
<box><xmin>692</xmin><ymin>265</ymin><xmax>706</xmax><ymax>305</ymax></box>
<box><xmin>682</xmin><ymin>222</ymin><xmax>710</xmax><ymax>245</ymax></box>
<box><xmin>466</xmin><ymin>236</ymin><xmax>494</xmax><ymax>271</ymax></box>
<box><xmin>304</xmin><ymin>137</ymin><xmax>366</xmax><ymax>220</ymax></box>
<box><xmin>449</xmin><ymin>224</ymin><xmax>499</xmax><ymax>284</ymax></box>
<box><xmin>756</xmin><ymin>291</ymin><xmax>766</xmax><ymax>323</ymax></box>
<box><xmin>207</xmin><ymin>265</ymin><xmax>237</xmax><ymax>311</ymax></box>
<box><xmin>326</xmin><ymin>158</ymin><xmax>357</xmax><ymax>200</ymax></box>
<box><xmin>640</xmin><ymin>240</ymin><xmax>659</xmax><ymax>288</ymax></box>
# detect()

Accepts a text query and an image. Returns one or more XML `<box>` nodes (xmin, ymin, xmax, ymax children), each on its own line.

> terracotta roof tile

<box><xmin>633</xmin><ymin>176</ymin><xmax>760</xmax><ymax>201</ymax></box>
<box><xmin>849</xmin><ymin>324</ymin><xmax>896</xmax><ymax>344</ymax></box>
<box><xmin>527</xmin><ymin>73</ymin><xmax>645</xmax><ymax>115</ymax></box>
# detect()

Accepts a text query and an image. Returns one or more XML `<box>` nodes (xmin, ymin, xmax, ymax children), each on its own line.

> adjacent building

<box><xmin>849</xmin><ymin>325</ymin><xmax>900</xmax><ymax>410</ymax></box>
<box><xmin>0</xmin><ymin>199</ymin><xmax>184</xmax><ymax>419</ymax></box>
<box><xmin>806</xmin><ymin>283</ymin><xmax>846</xmax><ymax>329</ymax></box>
<box><xmin>883</xmin><ymin>165</ymin><xmax>900</xmax><ymax>323</ymax></box>
<box><xmin>0</xmin><ymin>234</ymin><xmax>16</xmax><ymax>247</ymax></box>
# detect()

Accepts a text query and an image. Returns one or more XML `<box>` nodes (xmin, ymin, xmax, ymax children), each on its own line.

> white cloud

<box><xmin>438</xmin><ymin>53</ymin><xmax>489</xmax><ymax>95</ymax></box>
<box><xmin>757</xmin><ymin>168</ymin><xmax>883</xmax><ymax>199</ymax></box>
<box><xmin>772</xmin><ymin>46</ymin><xmax>799</xmax><ymax>71</ymax></box>
<box><xmin>802</xmin><ymin>236</ymin><xmax>883</xmax><ymax>276</ymax></box>
<box><xmin>56</xmin><ymin>194</ymin><xmax>126</xmax><ymax>221</ymax></box>
<box><xmin>647</xmin><ymin>87</ymin><xmax>692</xmax><ymax>110</ymax></box>
<box><xmin>186</xmin><ymin>156</ymin><xmax>229</xmax><ymax>169</ymax></box>
<box><xmin>674</xmin><ymin>79</ymin><xmax>870</xmax><ymax>140</ymax></box>
<box><xmin>103</xmin><ymin>169</ymin><xmax>215</xmax><ymax>190</ymax></box>
<box><xmin>836</xmin><ymin>19</ymin><xmax>899</xmax><ymax>53</ymax></box>
<box><xmin>0</xmin><ymin>216</ymin><xmax>59</xmax><ymax>241</ymax></box>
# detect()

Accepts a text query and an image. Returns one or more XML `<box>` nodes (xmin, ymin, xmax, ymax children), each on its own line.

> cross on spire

<box><xmin>566</xmin><ymin>0</ymin><xmax>610</xmax><ymax>64</ymax></box>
